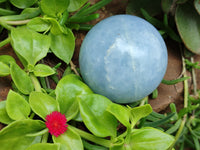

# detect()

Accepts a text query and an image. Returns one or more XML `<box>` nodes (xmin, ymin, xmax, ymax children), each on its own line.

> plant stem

<box><xmin>0</xmin><ymin>8</ymin><xmax>16</xmax><ymax>16</ymax></box>
<box><xmin>59</xmin><ymin>10</ymin><xmax>69</xmax><ymax>26</ymax></box>
<box><xmin>30</xmin><ymin>73</ymin><xmax>42</xmax><ymax>92</ymax></box>
<box><xmin>139</xmin><ymin>96</ymin><xmax>148</xmax><ymax>106</ymax></box>
<box><xmin>70</xmin><ymin>61</ymin><xmax>80</xmax><ymax>76</ymax></box>
<box><xmin>0</xmin><ymin>37</ymin><xmax>10</xmax><ymax>47</ymax></box>
<box><xmin>29</xmin><ymin>112</ymin><xmax>35</xmax><ymax>119</ymax></box>
<box><xmin>41</xmin><ymin>132</ymin><xmax>49</xmax><ymax>143</ymax></box>
<box><xmin>190</xmin><ymin>57</ymin><xmax>197</xmax><ymax>96</ymax></box>
<box><xmin>1</xmin><ymin>23</ymin><xmax>13</xmax><ymax>30</ymax></box>
<box><xmin>5</xmin><ymin>19</ymin><xmax>31</xmax><ymax>25</ymax></box>
<box><xmin>69</xmin><ymin>125</ymin><xmax>112</xmax><ymax>148</ymax></box>
<box><xmin>168</xmin><ymin>59</ymin><xmax>188</xmax><ymax>150</ymax></box>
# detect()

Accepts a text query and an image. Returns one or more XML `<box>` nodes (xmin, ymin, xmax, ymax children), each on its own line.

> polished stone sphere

<box><xmin>79</xmin><ymin>15</ymin><xmax>168</xmax><ymax>103</ymax></box>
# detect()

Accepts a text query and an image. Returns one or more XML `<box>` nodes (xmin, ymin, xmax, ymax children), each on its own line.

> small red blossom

<box><xmin>45</xmin><ymin>111</ymin><xmax>68</xmax><ymax>137</ymax></box>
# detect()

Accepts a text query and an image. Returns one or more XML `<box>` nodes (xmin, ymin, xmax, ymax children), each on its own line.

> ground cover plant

<box><xmin>0</xmin><ymin>0</ymin><xmax>200</xmax><ymax>150</ymax></box>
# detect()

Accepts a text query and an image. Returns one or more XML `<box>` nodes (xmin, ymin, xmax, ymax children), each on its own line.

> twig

<box><xmin>70</xmin><ymin>60</ymin><xmax>80</xmax><ymax>76</ymax></box>
<box><xmin>177</xmin><ymin>44</ymin><xmax>186</xmax><ymax>79</ymax></box>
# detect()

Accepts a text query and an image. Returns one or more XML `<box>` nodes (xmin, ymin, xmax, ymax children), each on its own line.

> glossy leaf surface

<box><xmin>40</xmin><ymin>0</ymin><xmax>69</xmax><ymax>17</ymax></box>
<box><xmin>27</xmin><ymin>17</ymin><xmax>50</xmax><ymax>32</ymax></box>
<box><xmin>33</xmin><ymin>64</ymin><xmax>55</xmax><ymax>77</ymax></box>
<box><xmin>0</xmin><ymin>101</ymin><xmax>14</xmax><ymax>124</ymax></box>
<box><xmin>107</xmin><ymin>103</ymin><xmax>130</xmax><ymax>128</ymax></box>
<box><xmin>78</xmin><ymin>94</ymin><xmax>118</xmax><ymax>137</ymax></box>
<box><xmin>0</xmin><ymin>55</ymin><xmax>16</xmax><ymax>65</ymax></box>
<box><xmin>130</xmin><ymin>104</ymin><xmax>152</xmax><ymax>127</ymax></box>
<box><xmin>29</xmin><ymin>92</ymin><xmax>60</xmax><ymax>120</ymax></box>
<box><xmin>65</xmin><ymin>99</ymin><xmax>79</xmax><ymax>121</ymax></box>
<box><xmin>26</xmin><ymin>143</ymin><xmax>60</xmax><ymax>150</ymax></box>
<box><xmin>194</xmin><ymin>0</ymin><xmax>200</xmax><ymax>14</ymax></box>
<box><xmin>50</xmin><ymin>29</ymin><xmax>75</xmax><ymax>64</ymax></box>
<box><xmin>55</xmin><ymin>74</ymin><xmax>93</xmax><ymax>114</ymax></box>
<box><xmin>9</xmin><ymin>0</ymin><xmax>37</xmax><ymax>9</ymax></box>
<box><xmin>0</xmin><ymin>62</ymin><xmax>10</xmax><ymax>77</ymax></box>
<box><xmin>129</xmin><ymin>127</ymin><xmax>174</xmax><ymax>150</ymax></box>
<box><xmin>0</xmin><ymin>119</ymin><xmax>45</xmax><ymax>150</ymax></box>
<box><xmin>10</xmin><ymin>63</ymin><xmax>34</xmax><ymax>94</ymax></box>
<box><xmin>6</xmin><ymin>90</ymin><xmax>31</xmax><ymax>120</ymax></box>
<box><xmin>53</xmin><ymin>127</ymin><xmax>83</xmax><ymax>150</ymax></box>
<box><xmin>47</xmin><ymin>18</ymin><xmax>65</xmax><ymax>35</ymax></box>
<box><xmin>175</xmin><ymin>2</ymin><xmax>200</xmax><ymax>54</ymax></box>
<box><xmin>11</xmin><ymin>27</ymin><xmax>51</xmax><ymax>66</ymax></box>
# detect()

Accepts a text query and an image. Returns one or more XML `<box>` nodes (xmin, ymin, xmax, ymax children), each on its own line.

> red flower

<box><xmin>45</xmin><ymin>111</ymin><xmax>68</xmax><ymax>137</ymax></box>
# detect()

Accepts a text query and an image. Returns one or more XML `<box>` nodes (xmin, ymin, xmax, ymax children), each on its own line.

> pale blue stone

<box><xmin>79</xmin><ymin>15</ymin><xmax>168</xmax><ymax>103</ymax></box>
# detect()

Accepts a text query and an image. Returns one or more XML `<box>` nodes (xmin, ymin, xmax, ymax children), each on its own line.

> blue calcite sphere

<box><xmin>79</xmin><ymin>15</ymin><xmax>168</xmax><ymax>103</ymax></box>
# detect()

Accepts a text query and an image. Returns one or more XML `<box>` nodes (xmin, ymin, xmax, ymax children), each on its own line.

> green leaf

<box><xmin>130</xmin><ymin>104</ymin><xmax>152</xmax><ymax>127</ymax></box>
<box><xmin>0</xmin><ymin>101</ymin><xmax>14</xmax><ymax>124</ymax></box>
<box><xmin>82</xmin><ymin>139</ymin><xmax>109</xmax><ymax>150</ymax></box>
<box><xmin>161</xmin><ymin>0</ymin><xmax>173</xmax><ymax>14</ymax></box>
<box><xmin>165</xmin><ymin>119</ymin><xmax>182</xmax><ymax>134</ymax></box>
<box><xmin>55</xmin><ymin>74</ymin><xmax>93</xmax><ymax>114</ymax></box>
<box><xmin>46</xmin><ymin>18</ymin><xmax>66</xmax><ymax>35</ymax></box>
<box><xmin>11</xmin><ymin>26</ymin><xmax>51</xmax><ymax>66</ymax></box>
<box><xmin>178</xmin><ymin>104</ymin><xmax>199</xmax><ymax>118</ymax></box>
<box><xmin>0</xmin><ymin>62</ymin><xmax>10</xmax><ymax>77</ymax></box>
<box><xmin>78</xmin><ymin>94</ymin><xmax>118</xmax><ymax>137</ymax></box>
<box><xmin>194</xmin><ymin>0</ymin><xmax>200</xmax><ymax>14</ymax></box>
<box><xmin>162</xmin><ymin>76</ymin><xmax>190</xmax><ymax>85</ymax></box>
<box><xmin>40</xmin><ymin>0</ymin><xmax>70</xmax><ymax>17</ymax></box>
<box><xmin>33</xmin><ymin>64</ymin><xmax>55</xmax><ymax>77</ymax></box>
<box><xmin>0</xmin><ymin>8</ymin><xmax>41</xmax><ymax>21</ymax></box>
<box><xmin>68</xmin><ymin>0</ymin><xmax>88</xmax><ymax>12</ymax></box>
<box><xmin>29</xmin><ymin>91</ymin><xmax>60</xmax><ymax>120</ymax></box>
<box><xmin>9</xmin><ymin>0</ymin><xmax>37</xmax><ymax>9</ymax></box>
<box><xmin>0</xmin><ymin>119</ymin><xmax>45</xmax><ymax>150</ymax></box>
<box><xmin>27</xmin><ymin>17</ymin><xmax>50</xmax><ymax>32</ymax></box>
<box><xmin>71</xmin><ymin>0</ymin><xmax>111</xmax><ymax>17</ymax></box>
<box><xmin>175</xmin><ymin>2</ymin><xmax>200</xmax><ymax>54</ymax></box>
<box><xmin>10</xmin><ymin>63</ymin><xmax>34</xmax><ymax>94</ymax></box>
<box><xmin>176</xmin><ymin>0</ymin><xmax>188</xmax><ymax>4</ymax></box>
<box><xmin>107</xmin><ymin>103</ymin><xmax>130</xmax><ymax>128</ymax></box>
<box><xmin>109</xmin><ymin>138</ymin><xmax>125</xmax><ymax>150</ymax></box>
<box><xmin>65</xmin><ymin>99</ymin><xmax>79</xmax><ymax>121</ymax></box>
<box><xmin>53</xmin><ymin>127</ymin><xmax>83</xmax><ymax>150</ymax></box>
<box><xmin>0</xmin><ymin>55</ymin><xmax>16</xmax><ymax>65</ymax></box>
<box><xmin>141</xmin><ymin>8</ymin><xmax>181</xmax><ymax>43</ymax></box>
<box><xmin>126</xmin><ymin>0</ymin><xmax>162</xmax><ymax>17</ymax></box>
<box><xmin>26</xmin><ymin>143</ymin><xmax>60</xmax><ymax>150</ymax></box>
<box><xmin>129</xmin><ymin>127</ymin><xmax>174</xmax><ymax>150</ymax></box>
<box><xmin>0</xmin><ymin>0</ymin><xmax>6</xmax><ymax>3</ymax></box>
<box><xmin>50</xmin><ymin>29</ymin><xmax>75</xmax><ymax>64</ymax></box>
<box><xmin>143</xmin><ymin>113</ymin><xmax>175</xmax><ymax>127</ymax></box>
<box><xmin>6</xmin><ymin>90</ymin><xmax>31</xmax><ymax>120</ymax></box>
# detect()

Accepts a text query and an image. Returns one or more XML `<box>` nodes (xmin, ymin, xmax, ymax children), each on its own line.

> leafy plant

<box><xmin>127</xmin><ymin>0</ymin><xmax>200</xmax><ymax>54</ymax></box>
<box><xmin>126</xmin><ymin>0</ymin><xmax>200</xmax><ymax>149</ymax></box>
<box><xmin>1</xmin><ymin>0</ymin><xmax>199</xmax><ymax>150</ymax></box>
<box><xmin>0</xmin><ymin>73</ymin><xmax>175</xmax><ymax>150</ymax></box>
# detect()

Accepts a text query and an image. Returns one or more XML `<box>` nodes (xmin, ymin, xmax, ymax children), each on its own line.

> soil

<box><xmin>0</xmin><ymin>0</ymin><xmax>198</xmax><ymax>143</ymax></box>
